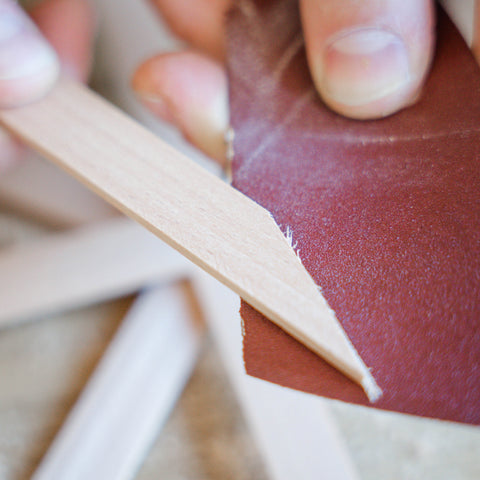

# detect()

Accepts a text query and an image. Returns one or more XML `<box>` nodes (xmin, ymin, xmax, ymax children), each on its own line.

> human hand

<box><xmin>132</xmin><ymin>0</ymin><xmax>480</xmax><ymax>163</ymax></box>
<box><xmin>0</xmin><ymin>0</ymin><xmax>95</xmax><ymax>172</ymax></box>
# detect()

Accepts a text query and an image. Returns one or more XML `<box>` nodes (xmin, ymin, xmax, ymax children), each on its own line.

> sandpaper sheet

<box><xmin>228</xmin><ymin>0</ymin><xmax>480</xmax><ymax>425</ymax></box>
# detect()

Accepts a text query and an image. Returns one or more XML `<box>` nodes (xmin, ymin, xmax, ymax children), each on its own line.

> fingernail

<box><xmin>321</xmin><ymin>28</ymin><xmax>410</xmax><ymax>107</ymax></box>
<box><xmin>0</xmin><ymin>0</ymin><xmax>59</xmax><ymax>107</ymax></box>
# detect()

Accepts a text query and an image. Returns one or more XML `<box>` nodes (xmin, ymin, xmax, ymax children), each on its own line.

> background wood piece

<box><xmin>32</xmin><ymin>283</ymin><xmax>203</xmax><ymax>480</ymax></box>
<box><xmin>0</xmin><ymin>218</ymin><xmax>191</xmax><ymax>327</ymax></box>
<box><xmin>194</xmin><ymin>272</ymin><xmax>360</xmax><ymax>480</ymax></box>
<box><xmin>195</xmin><ymin>271</ymin><xmax>480</xmax><ymax>480</ymax></box>
<box><xmin>0</xmin><ymin>80</ymin><xmax>378</xmax><ymax>399</ymax></box>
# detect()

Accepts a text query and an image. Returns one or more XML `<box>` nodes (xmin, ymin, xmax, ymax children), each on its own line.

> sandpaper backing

<box><xmin>228</xmin><ymin>0</ymin><xmax>480</xmax><ymax>424</ymax></box>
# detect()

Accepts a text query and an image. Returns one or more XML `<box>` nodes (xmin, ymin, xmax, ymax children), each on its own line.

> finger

<box><xmin>29</xmin><ymin>0</ymin><xmax>96</xmax><ymax>82</ymax></box>
<box><xmin>132</xmin><ymin>50</ymin><xmax>229</xmax><ymax>164</ymax></box>
<box><xmin>299</xmin><ymin>0</ymin><xmax>435</xmax><ymax>119</ymax></box>
<box><xmin>440</xmin><ymin>0</ymin><xmax>480</xmax><ymax>64</ymax></box>
<box><xmin>0</xmin><ymin>0</ymin><xmax>59</xmax><ymax>107</ymax></box>
<box><xmin>149</xmin><ymin>0</ymin><xmax>232</xmax><ymax>60</ymax></box>
<box><xmin>0</xmin><ymin>0</ymin><xmax>95</xmax><ymax>173</ymax></box>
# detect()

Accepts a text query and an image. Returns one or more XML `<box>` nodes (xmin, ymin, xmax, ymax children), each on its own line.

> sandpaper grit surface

<box><xmin>228</xmin><ymin>0</ymin><xmax>480</xmax><ymax>425</ymax></box>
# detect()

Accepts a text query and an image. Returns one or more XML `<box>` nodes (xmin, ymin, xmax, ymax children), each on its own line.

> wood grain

<box><xmin>0</xmin><ymin>79</ymin><xmax>379</xmax><ymax>399</ymax></box>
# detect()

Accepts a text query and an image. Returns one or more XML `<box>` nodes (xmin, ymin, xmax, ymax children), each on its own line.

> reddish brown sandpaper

<box><xmin>228</xmin><ymin>0</ymin><xmax>480</xmax><ymax>425</ymax></box>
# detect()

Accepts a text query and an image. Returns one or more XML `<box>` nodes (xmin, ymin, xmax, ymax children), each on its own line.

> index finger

<box><xmin>0</xmin><ymin>0</ymin><xmax>59</xmax><ymax>108</ymax></box>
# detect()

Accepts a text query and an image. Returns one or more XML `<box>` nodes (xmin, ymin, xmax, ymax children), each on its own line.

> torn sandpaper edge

<box><xmin>228</xmin><ymin>0</ymin><xmax>480</xmax><ymax>425</ymax></box>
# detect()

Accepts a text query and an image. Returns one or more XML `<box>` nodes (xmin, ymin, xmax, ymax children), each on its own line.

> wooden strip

<box><xmin>32</xmin><ymin>283</ymin><xmax>203</xmax><ymax>480</ymax></box>
<box><xmin>0</xmin><ymin>218</ymin><xmax>191</xmax><ymax>327</ymax></box>
<box><xmin>0</xmin><ymin>80</ymin><xmax>380</xmax><ymax>400</ymax></box>
<box><xmin>194</xmin><ymin>272</ymin><xmax>360</xmax><ymax>480</ymax></box>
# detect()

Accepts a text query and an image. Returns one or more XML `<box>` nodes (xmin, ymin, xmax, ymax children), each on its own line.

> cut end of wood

<box><xmin>253</xmin><ymin>211</ymin><xmax>382</xmax><ymax>403</ymax></box>
<box><xmin>361</xmin><ymin>373</ymin><xmax>382</xmax><ymax>403</ymax></box>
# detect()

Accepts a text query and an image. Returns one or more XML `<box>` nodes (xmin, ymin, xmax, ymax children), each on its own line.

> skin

<box><xmin>133</xmin><ymin>0</ymin><xmax>480</xmax><ymax>158</ymax></box>
<box><xmin>133</xmin><ymin>0</ymin><xmax>436</xmax><ymax>159</ymax></box>
<box><xmin>1</xmin><ymin>0</ymin><xmax>479</xmax><ymax>169</ymax></box>
<box><xmin>29</xmin><ymin>0</ymin><xmax>96</xmax><ymax>83</ymax></box>
<box><xmin>149</xmin><ymin>0</ymin><xmax>230</xmax><ymax>61</ymax></box>
<box><xmin>299</xmin><ymin>0</ymin><xmax>434</xmax><ymax>118</ymax></box>
<box><xmin>0</xmin><ymin>0</ymin><xmax>95</xmax><ymax>172</ymax></box>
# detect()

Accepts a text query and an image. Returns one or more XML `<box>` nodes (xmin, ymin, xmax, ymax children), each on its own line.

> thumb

<box><xmin>300</xmin><ymin>0</ymin><xmax>435</xmax><ymax>119</ymax></box>
<box><xmin>0</xmin><ymin>0</ymin><xmax>59</xmax><ymax>108</ymax></box>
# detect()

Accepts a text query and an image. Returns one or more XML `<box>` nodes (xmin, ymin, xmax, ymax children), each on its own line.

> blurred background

<box><xmin>0</xmin><ymin>1</ymin><xmax>479</xmax><ymax>479</ymax></box>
